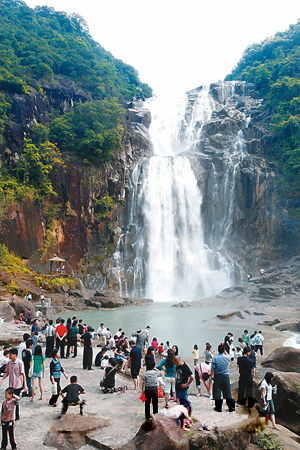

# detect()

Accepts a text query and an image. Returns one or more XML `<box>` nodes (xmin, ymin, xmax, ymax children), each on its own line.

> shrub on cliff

<box><xmin>0</xmin><ymin>244</ymin><xmax>31</xmax><ymax>276</ymax></box>
<box><xmin>226</xmin><ymin>20</ymin><xmax>300</xmax><ymax>213</ymax></box>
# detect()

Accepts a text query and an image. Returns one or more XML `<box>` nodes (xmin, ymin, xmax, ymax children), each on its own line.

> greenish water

<box><xmin>55</xmin><ymin>303</ymin><xmax>252</xmax><ymax>360</ymax></box>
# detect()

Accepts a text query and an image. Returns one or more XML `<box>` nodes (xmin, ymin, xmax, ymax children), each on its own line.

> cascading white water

<box><xmin>108</xmin><ymin>83</ymin><xmax>247</xmax><ymax>301</ymax></box>
<box><xmin>143</xmin><ymin>155</ymin><xmax>230</xmax><ymax>302</ymax></box>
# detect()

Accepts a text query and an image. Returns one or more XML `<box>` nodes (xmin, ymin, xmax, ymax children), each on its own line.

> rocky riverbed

<box><xmin>0</xmin><ymin>336</ymin><xmax>298</xmax><ymax>449</ymax></box>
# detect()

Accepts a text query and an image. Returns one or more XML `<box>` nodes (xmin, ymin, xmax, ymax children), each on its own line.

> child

<box><xmin>192</xmin><ymin>344</ymin><xmax>199</xmax><ymax>365</ymax></box>
<box><xmin>59</xmin><ymin>375</ymin><xmax>86</xmax><ymax>417</ymax></box>
<box><xmin>1</xmin><ymin>387</ymin><xmax>19</xmax><ymax>449</ymax></box>
<box><xmin>236</xmin><ymin>347</ymin><xmax>243</xmax><ymax>359</ymax></box>
<box><xmin>158</xmin><ymin>343</ymin><xmax>164</xmax><ymax>355</ymax></box>
<box><xmin>142</xmin><ymin>360</ymin><xmax>162</xmax><ymax>419</ymax></box>
<box><xmin>101</xmin><ymin>358</ymin><xmax>118</xmax><ymax>393</ymax></box>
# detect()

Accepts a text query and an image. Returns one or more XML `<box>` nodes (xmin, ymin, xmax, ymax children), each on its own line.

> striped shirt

<box><xmin>143</xmin><ymin>370</ymin><xmax>160</xmax><ymax>389</ymax></box>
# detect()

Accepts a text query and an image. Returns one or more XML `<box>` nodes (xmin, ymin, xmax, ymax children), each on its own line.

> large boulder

<box><xmin>261</xmin><ymin>347</ymin><xmax>300</xmax><ymax>372</ymax></box>
<box><xmin>0</xmin><ymin>301</ymin><xmax>16</xmax><ymax>322</ymax></box>
<box><xmin>120</xmin><ymin>414</ymin><xmax>189</xmax><ymax>450</ymax></box>
<box><xmin>93</xmin><ymin>290</ymin><xmax>124</xmax><ymax>308</ymax></box>
<box><xmin>253</xmin><ymin>371</ymin><xmax>300</xmax><ymax>436</ymax></box>
<box><xmin>0</xmin><ymin>322</ymin><xmax>30</xmax><ymax>346</ymax></box>
<box><xmin>12</xmin><ymin>297</ymin><xmax>35</xmax><ymax>318</ymax></box>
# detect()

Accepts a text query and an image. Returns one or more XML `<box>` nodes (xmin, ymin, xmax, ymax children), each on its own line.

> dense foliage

<box><xmin>0</xmin><ymin>0</ymin><xmax>152</xmax><ymax>205</ymax></box>
<box><xmin>226</xmin><ymin>21</ymin><xmax>300</xmax><ymax>211</ymax></box>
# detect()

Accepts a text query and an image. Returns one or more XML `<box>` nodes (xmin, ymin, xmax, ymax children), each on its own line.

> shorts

<box><xmin>175</xmin><ymin>390</ymin><xmax>189</xmax><ymax>400</ymax></box>
<box><xmin>164</xmin><ymin>377</ymin><xmax>175</xmax><ymax>395</ymax></box>
<box><xmin>131</xmin><ymin>365</ymin><xmax>141</xmax><ymax>379</ymax></box>
<box><xmin>267</xmin><ymin>399</ymin><xmax>275</xmax><ymax>416</ymax></box>
<box><xmin>31</xmin><ymin>372</ymin><xmax>43</xmax><ymax>379</ymax></box>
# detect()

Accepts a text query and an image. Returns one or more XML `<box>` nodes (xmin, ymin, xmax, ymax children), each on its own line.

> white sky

<box><xmin>25</xmin><ymin>0</ymin><xmax>300</xmax><ymax>95</ymax></box>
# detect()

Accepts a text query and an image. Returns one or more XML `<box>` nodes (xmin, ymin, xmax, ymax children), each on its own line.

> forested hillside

<box><xmin>226</xmin><ymin>20</ymin><xmax>300</xmax><ymax>214</ymax></box>
<box><xmin>0</xmin><ymin>0</ymin><xmax>152</xmax><ymax>206</ymax></box>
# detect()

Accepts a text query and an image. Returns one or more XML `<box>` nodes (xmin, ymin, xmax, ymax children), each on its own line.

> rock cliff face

<box><xmin>185</xmin><ymin>81</ymin><xmax>300</xmax><ymax>274</ymax></box>
<box><xmin>96</xmin><ymin>81</ymin><xmax>300</xmax><ymax>297</ymax></box>
<box><xmin>0</xmin><ymin>86</ymin><xmax>152</xmax><ymax>278</ymax></box>
<box><xmin>1</xmin><ymin>80</ymin><xmax>300</xmax><ymax>298</ymax></box>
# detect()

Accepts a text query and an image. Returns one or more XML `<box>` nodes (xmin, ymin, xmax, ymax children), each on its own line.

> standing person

<box><xmin>204</xmin><ymin>343</ymin><xmax>214</xmax><ymax>364</ymax></box>
<box><xmin>210</xmin><ymin>344</ymin><xmax>235</xmax><ymax>413</ymax></box>
<box><xmin>31</xmin><ymin>318</ymin><xmax>39</xmax><ymax>355</ymax></box>
<box><xmin>174</xmin><ymin>356</ymin><xmax>194</xmax><ymax>403</ymax></box>
<box><xmin>242</xmin><ymin>330</ymin><xmax>250</xmax><ymax>346</ymax></box>
<box><xmin>224</xmin><ymin>332</ymin><xmax>233</xmax><ymax>354</ymax></box>
<box><xmin>144</xmin><ymin>347</ymin><xmax>155</xmax><ymax>370</ymax></box>
<box><xmin>260</xmin><ymin>372</ymin><xmax>279</xmax><ymax>430</ymax></box>
<box><xmin>55</xmin><ymin>319</ymin><xmax>68</xmax><ymax>359</ymax></box>
<box><xmin>250</xmin><ymin>334</ymin><xmax>256</xmax><ymax>351</ymax></box>
<box><xmin>17</xmin><ymin>333</ymin><xmax>30</xmax><ymax>360</ymax></box>
<box><xmin>142</xmin><ymin>360</ymin><xmax>162</xmax><ymax>419</ymax></box>
<box><xmin>66</xmin><ymin>320</ymin><xmax>79</xmax><ymax>358</ymax></box>
<box><xmin>133</xmin><ymin>329</ymin><xmax>147</xmax><ymax>350</ymax></box>
<box><xmin>22</xmin><ymin>339</ymin><xmax>33</xmax><ymax>397</ymax></box>
<box><xmin>97</xmin><ymin>323</ymin><xmax>107</xmax><ymax>345</ymax></box>
<box><xmin>237</xmin><ymin>346</ymin><xmax>255</xmax><ymax>406</ymax></box>
<box><xmin>0</xmin><ymin>349</ymin><xmax>28</xmax><ymax>420</ymax></box>
<box><xmin>78</xmin><ymin>319</ymin><xmax>84</xmax><ymax>335</ymax></box>
<box><xmin>254</xmin><ymin>331</ymin><xmax>263</xmax><ymax>356</ymax></box>
<box><xmin>192</xmin><ymin>344</ymin><xmax>199</xmax><ymax>366</ymax></box>
<box><xmin>49</xmin><ymin>349</ymin><xmax>68</xmax><ymax>407</ymax></box>
<box><xmin>157</xmin><ymin>349</ymin><xmax>176</xmax><ymax>408</ymax></box>
<box><xmin>45</xmin><ymin>320</ymin><xmax>56</xmax><ymax>358</ymax></box>
<box><xmin>25</xmin><ymin>308</ymin><xmax>32</xmax><ymax>325</ymax></box>
<box><xmin>195</xmin><ymin>362</ymin><xmax>212</xmax><ymax>396</ymax></box>
<box><xmin>128</xmin><ymin>340</ymin><xmax>142</xmax><ymax>390</ymax></box>
<box><xmin>31</xmin><ymin>345</ymin><xmax>45</xmax><ymax>402</ymax></box>
<box><xmin>80</xmin><ymin>326</ymin><xmax>93</xmax><ymax>370</ymax></box>
<box><xmin>1</xmin><ymin>388</ymin><xmax>19</xmax><ymax>450</ymax></box>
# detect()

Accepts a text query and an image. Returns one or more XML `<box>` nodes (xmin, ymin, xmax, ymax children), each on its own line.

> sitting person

<box><xmin>59</xmin><ymin>375</ymin><xmax>85</xmax><ymax>417</ymax></box>
<box><xmin>100</xmin><ymin>355</ymin><xmax>110</xmax><ymax>370</ymax></box>
<box><xmin>94</xmin><ymin>347</ymin><xmax>108</xmax><ymax>367</ymax></box>
<box><xmin>0</xmin><ymin>350</ymin><xmax>9</xmax><ymax>375</ymax></box>
<box><xmin>114</xmin><ymin>342</ymin><xmax>128</xmax><ymax>371</ymax></box>
<box><xmin>101</xmin><ymin>358</ymin><xmax>118</xmax><ymax>393</ymax></box>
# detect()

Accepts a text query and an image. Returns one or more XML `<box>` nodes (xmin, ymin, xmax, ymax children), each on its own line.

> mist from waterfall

<box><xmin>109</xmin><ymin>85</ymin><xmax>247</xmax><ymax>302</ymax></box>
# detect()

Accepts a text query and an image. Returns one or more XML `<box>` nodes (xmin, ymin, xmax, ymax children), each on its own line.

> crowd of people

<box><xmin>0</xmin><ymin>318</ymin><xmax>280</xmax><ymax>447</ymax></box>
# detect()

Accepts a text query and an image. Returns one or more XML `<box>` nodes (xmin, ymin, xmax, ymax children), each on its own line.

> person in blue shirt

<box><xmin>157</xmin><ymin>349</ymin><xmax>176</xmax><ymax>408</ymax></box>
<box><xmin>210</xmin><ymin>344</ymin><xmax>235</xmax><ymax>413</ymax></box>
<box><xmin>30</xmin><ymin>318</ymin><xmax>39</xmax><ymax>355</ymax></box>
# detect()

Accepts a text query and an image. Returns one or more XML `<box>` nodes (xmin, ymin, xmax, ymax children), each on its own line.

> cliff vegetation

<box><xmin>0</xmin><ymin>0</ymin><xmax>152</xmax><ymax>208</ymax></box>
<box><xmin>226</xmin><ymin>20</ymin><xmax>300</xmax><ymax>214</ymax></box>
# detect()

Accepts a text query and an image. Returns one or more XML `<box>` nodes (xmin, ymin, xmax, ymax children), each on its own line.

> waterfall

<box><xmin>109</xmin><ymin>83</ymin><xmax>248</xmax><ymax>302</ymax></box>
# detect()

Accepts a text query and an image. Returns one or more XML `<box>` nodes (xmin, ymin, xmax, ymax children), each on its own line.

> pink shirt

<box><xmin>195</xmin><ymin>362</ymin><xmax>211</xmax><ymax>381</ymax></box>
<box><xmin>5</xmin><ymin>359</ymin><xmax>24</xmax><ymax>390</ymax></box>
<box><xmin>151</xmin><ymin>341</ymin><xmax>158</xmax><ymax>350</ymax></box>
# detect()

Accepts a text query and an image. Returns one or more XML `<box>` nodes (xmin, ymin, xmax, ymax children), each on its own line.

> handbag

<box><xmin>28</xmin><ymin>363</ymin><xmax>34</xmax><ymax>378</ymax></box>
<box><xmin>51</xmin><ymin>384</ymin><xmax>57</xmax><ymax>395</ymax></box>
